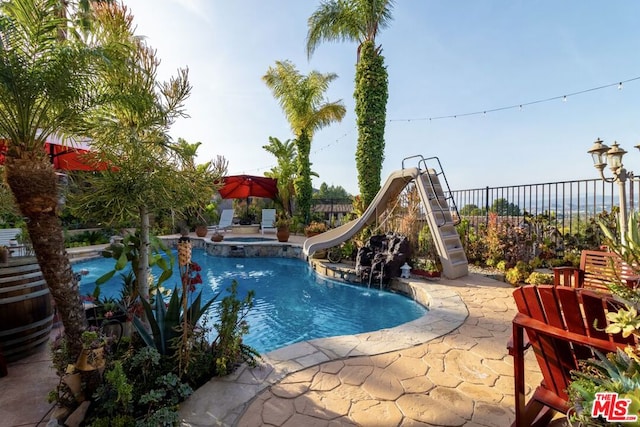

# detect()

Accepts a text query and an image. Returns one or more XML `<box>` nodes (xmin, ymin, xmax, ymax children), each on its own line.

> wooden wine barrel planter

<box><xmin>0</xmin><ymin>258</ymin><xmax>53</xmax><ymax>362</ymax></box>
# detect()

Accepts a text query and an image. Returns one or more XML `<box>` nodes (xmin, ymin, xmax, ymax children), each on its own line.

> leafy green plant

<box><xmin>87</xmin><ymin>346</ymin><xmax>193</xmax><ymax>426</ymax></box>
<box><xmin>274</xmin><ymin>211</ymin><xmax>291</xmax><ymax>229</ymax></box>
<box><xmin>304</xmin><ymin>221</ymin><xmax>328</xmax><ymax>235</ymax></box>
<box><xmin>413</xmin><ymin>258</ymin><xmax>440</xmax><ymax>273</ymax></box>
<box><xmin>96</xmin><ymin>232</ymin><xmax>174</xmax><ymax>290</ymax></box>
<box><xmin>566</xmin><ymin>209</ymin><xmax>640</xmax><ymax>423</ymax></box>
<box><xmin>505</xmin><ymin>261</ymin><xmax>532</xmax><ymax>285</ymax></box>
<box><xmin>354</xmin><ymin>40</ymin><xmax>388</xmax><ymax>207</ymax></box>
<box><xmin>133</xmin><ymin>286</ymin><xmax>218</xmax><ymax>357</ymax></box>
<box><xmin>569</xmin><ymin>349</ymin><xmax>640</xmax><ymax>426</ymax></box>
<box><xmin>524</xmin><ymin>271</ymin><xmax>554</xmax><ymax>285</ymax></box>
<box><xmin>211</xmin><ymin>280</ymin><xmax>260</xmax><ymax>375</ymax></box>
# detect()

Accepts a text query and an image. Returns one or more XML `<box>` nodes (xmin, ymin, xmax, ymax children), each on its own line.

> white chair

<box><xmin>261</xmin><ymin>209</ymin><xmax>277</xmax><ymax>234</ymax></box>
<box><xmin>208</xmin><ymin>209</ymin><xmax>234</xmax><ymax>233</ymax></box>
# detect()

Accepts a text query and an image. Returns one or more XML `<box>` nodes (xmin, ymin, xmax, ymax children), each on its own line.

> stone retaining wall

<box><xmin>161</xmin><ymin>237</ymin><xmax>304</xmax><ymax>259</ymax></box>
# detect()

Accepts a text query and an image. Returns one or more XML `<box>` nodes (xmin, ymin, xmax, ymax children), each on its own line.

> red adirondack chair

<box><xmin>510</xmin><ymin>285</ymin><xmax>635</xmax><ymax>427</ymax></box>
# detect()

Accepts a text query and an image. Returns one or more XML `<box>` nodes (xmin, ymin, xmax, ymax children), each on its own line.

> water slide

<box><xmin>303</xmin><ymin>167</ymin><xmax>421</xmax><ymax>257</ymax></box>
<box><xmin>303</xmin><ymin>162</ymin><xmax>468</xmax><ymax>279</ymax></box>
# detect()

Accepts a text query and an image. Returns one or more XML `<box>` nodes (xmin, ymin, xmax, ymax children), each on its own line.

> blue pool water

<box><xmin>76</xmin><ymin>250</ymin><xmax>427</xmax><ymax>353</ymax></box>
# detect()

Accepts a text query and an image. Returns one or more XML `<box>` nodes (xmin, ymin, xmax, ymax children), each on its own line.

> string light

<box><xmin>229</xmin><ymin>130</ymin><xmax>355</xmax><ymax>176</ymax></box>
<box><xmin>388</xmin><ymin>76</ymin><xmax>640</xmax><ymax>123</ymax></box>
<box><xmin>231</xmin><ymin>76</ymin><xmax>639</xmax><ymax>175</ymax></box>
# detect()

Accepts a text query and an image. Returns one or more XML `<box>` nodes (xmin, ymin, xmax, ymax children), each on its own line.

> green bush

<box><xmin>525</xmin><ymin>271</ymin><xmax>554</xmax><ymax>285</ymax></box>
<box><xmin>505</xmin><ymin>261</ymin><xmax>532</xmax><ymax>285</ymax></box>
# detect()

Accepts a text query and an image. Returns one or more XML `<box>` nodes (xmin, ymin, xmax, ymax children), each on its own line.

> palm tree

<box><xmin>263</xmin><ymin>136</ymin><xmax>297</xmax><ymax>216</ymax></box>
<box><xmin>307</xmin><ymin>0</ymin><xmax>395</xmax><ymax>207</ymax></box>
<box><xmin>0</xmin><ymin>0</ymin><xmax>130</xmax><ymax>357</ymax></box>
<box><xmin>263</xmin><ymin>60</ymin><xmax>346</xmax><ymax>223</ymax></box>
<box><xmin>74</xmin><ymin>29</ymin><xmax>205</xmax><ymax>302</ymax></box>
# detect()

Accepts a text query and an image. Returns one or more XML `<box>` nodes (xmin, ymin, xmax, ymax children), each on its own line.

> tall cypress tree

<box><xmin>307</xmin><ymin>0</ymin><xmax>395</xmax><ymax>207</ymax></box>
<box><xmin>354</xmin><ymin>41</ymin><xmax>388</xmax><ymax>205</ymax></box>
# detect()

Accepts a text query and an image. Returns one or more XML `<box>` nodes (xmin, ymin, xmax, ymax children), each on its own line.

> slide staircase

<box><xmin>303</xmin><ymin>155</ymin><xmax>468</xmax><ymax>279</ymax></box>
<box><xmin>411</xmin><ymin>156</ymin><xmax>468</xmax><ymax>279</ymax></box>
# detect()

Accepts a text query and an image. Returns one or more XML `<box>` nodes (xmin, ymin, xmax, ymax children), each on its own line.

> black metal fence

<box><xmin>310</xmin><ymin>177</ymin><xmax>640</xmax><ymax>259</ymax></box>
<box><xmin>449</xmin><ymin>177</ymin><xmax>640</xmax><ymax>258</ymax></box>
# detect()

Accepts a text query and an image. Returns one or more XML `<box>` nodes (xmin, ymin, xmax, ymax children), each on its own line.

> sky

<box><xmin>122</xmin><ymin>0</ymin><xmax>640</xmax><ymax>196</ymax></box>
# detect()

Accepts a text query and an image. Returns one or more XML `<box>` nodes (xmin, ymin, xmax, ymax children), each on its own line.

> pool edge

<box><xmin>179</xmin><ymin>273</ymin><xmax>469</xmax><ymax>426</ymax></box>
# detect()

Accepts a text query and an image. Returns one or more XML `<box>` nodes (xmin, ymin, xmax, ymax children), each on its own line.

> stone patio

<box><xmin>1</xmin><ymin>236</ymin><xmax>560</xmax><ymax>426</ymax></box>
<box><xmin>179</xmin><ymin>273</ymin><xmax>553</xmax><ymax>427</ymax></box>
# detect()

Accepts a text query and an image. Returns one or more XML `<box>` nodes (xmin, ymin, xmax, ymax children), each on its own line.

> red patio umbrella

<box><xmin>0</xmin><ymin>135</ymin><xmax>109</xmax><ymax>171</ymax></box>
<box><xmin>218</xmin><ymin>175</ymin><xmax>278</xmax><ymax>200</ymax></box>
<box><xmin>218</xmin><ymin>175</ymin><xmax>278</xmax><ymax>221</ymax></box>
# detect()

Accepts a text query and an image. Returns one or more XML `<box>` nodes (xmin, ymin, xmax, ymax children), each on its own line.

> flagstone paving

<box><xmin>0</xmin><ymin>240</ymin><xmax>553</xmax><ymax>426</ymax></box>
<box><xmin>179</xmin><ymin>273</ymin><xmax>549</xmax><ymax>427</ymax></box>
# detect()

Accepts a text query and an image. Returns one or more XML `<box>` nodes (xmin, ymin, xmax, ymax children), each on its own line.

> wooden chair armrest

<box><xmin>552</xmin><ymin>266</ymin><xmax>579</xmax><ymax>273</ymax></box>
<box><xmin>513</xmin><ymin>313</ymin><xmax>624</xmax><ymax>352</ymax></box>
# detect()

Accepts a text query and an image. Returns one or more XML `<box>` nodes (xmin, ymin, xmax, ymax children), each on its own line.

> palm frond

<box><xmin>306</xmin><ymin>0</ymin><xmax>362</xmax><ymax>58</ymax></box>
<box><xmin>307</xmin><ymin>0</ymin><xmax>395</xmax><ymax>58</ymax></box>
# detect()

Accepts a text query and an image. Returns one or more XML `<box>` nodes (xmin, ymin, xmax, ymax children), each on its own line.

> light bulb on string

<box><xmin>618</xmin><ymin>82</ymin><xmax>623</xmax><ymax>90</ymax></box>
<box><xmin>562</xmin><ymin>96</ymin><xmax>567</xmax><ymax>102</ymax></box>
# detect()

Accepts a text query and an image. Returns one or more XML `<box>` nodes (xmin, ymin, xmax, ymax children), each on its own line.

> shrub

<box><xmin>211</xmin><ymin>280</ymin><xmax>260</xmax><ymax>375</ymax></box>
<box><xmin>304</xmin><ymin>221</ymin><xmax>328</xmax><ymax>235</ymax></box>
<box><xmin>87</xmin><ymin>347</ymin><xmax>192</xmax><ymax>425</ymax></box>
<box><xmin>525</xmin><ymin>271</ymin><xmax>554</xmax><ymax>285</ymax></box>
<box><xmin>505</xmin><ymin>261</ymin><xmax>532</xmax><ymax>285</ymax></box>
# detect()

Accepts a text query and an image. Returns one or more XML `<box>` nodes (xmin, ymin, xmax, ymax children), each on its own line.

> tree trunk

<box><xmin>137</xmin><ymin>205</ymin><xmax>150</xmax><ymax>300</ymax></box>
<box><xmin>4</xmin><ymin>157</ymin><xmax>86</xmax><ymax>359</ymax></box>
<box><xmin>295</xmin><ymin>131</ymin><xmax>313</xmax><ymax>224</ymax></box>
<box><xmin>355</xmin><ymin>40</ymin><xmax>388</xmax><ymax>208</ymax></box>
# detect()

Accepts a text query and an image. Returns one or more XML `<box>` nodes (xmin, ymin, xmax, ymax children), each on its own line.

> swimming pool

<box><xmin>76</xmin><ymin>250</ymin><xmax>427</xmax><ymax>354</ymax></box>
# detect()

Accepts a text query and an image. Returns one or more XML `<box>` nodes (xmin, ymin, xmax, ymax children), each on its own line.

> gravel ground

<box><xmin>468</xmin><ymin>264</ymin><xmax>506</xmax><ymax>279</ymax></box>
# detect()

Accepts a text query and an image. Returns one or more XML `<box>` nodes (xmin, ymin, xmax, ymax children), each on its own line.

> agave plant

<box><xmin>133</xmin><ymin>287</ymin><xmax>218</xmax><ymax>357</ymax></box>
<box><xmin>569</xmin><ymin>349</ymin><xmax>640</xmax><ymax>426</ymax></box>
<box><xmin>598</xmin><ymin>211</ymin><xmax>640</xmax><ymax>303</ymax></box>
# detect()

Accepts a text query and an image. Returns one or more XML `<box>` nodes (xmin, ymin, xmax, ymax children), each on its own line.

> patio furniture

<box><xmin>553</xmin><ymin>249</ymin><xmax>639</xmax><ymax>291</ymax></box>
<box><xmin>509</xmin><ymin>284</ymin><xmax>634</xmax><ymax>427</ymax></box>
<box><xmin>209</xmin><ymin>209</ymin><xmax>234</xmax><ymax>233</ymax></box>
<box><xmin>261</xmin><ymin>209</ymin><xmax>276</xmax><ymax>234</ymax></box>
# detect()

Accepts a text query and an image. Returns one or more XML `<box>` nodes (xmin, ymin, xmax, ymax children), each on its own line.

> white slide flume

<box><xmin>303</xmin><ymin>167</ymin><xmax>420</xmax><ymax>257</ymax></box>
<box><xmin>302</xmin><ymin>165</ymin><xmax>468</xmax><ymax>279</ymax></box>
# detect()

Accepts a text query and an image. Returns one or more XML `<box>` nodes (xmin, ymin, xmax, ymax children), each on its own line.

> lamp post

<box><xmin>587</xmin><ymin>138</ymin><xmax>635</xmax><ymax>244</ymax></box>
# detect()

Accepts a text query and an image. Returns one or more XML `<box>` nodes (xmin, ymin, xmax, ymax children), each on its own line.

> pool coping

<box><xmin>178</xmin><ymin>276</ymin><xmax>468</xmax><ymax>426</ymax></box>
<box><xmin>67</xmin><ymin>237</ymin><xmax>470</xmax><ymax>426</ymax></box>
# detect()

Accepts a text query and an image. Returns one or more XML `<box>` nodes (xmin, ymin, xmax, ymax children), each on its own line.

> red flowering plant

<box><xmin>183</xmin><ymin>261</ymin><xmax>203</xmax><ymax>293</ymax></box>
<box><xmin>132</xmin><ymin>239</ymin><xmax>217</xmax><ymax>374</ymax></box>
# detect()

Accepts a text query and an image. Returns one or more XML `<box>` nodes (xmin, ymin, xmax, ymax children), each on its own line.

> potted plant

<box><xmin>411</xmin><ymin>258</ymin><xmax>441</xmax><ymax>278</ymax></box>
<box><xmin>275</xmin><ymin>212</ymin><xmax>291</xmax><ymax>242</ymax></box>
<box><xmin>75</xmin><ymin>330</ymin><xmax>108</xmax><ymax>371</ymax></box>
<box><xmin>304</xmin><ymin>221</ymin><xmax>327</xmax><ymax>237</ymax></box>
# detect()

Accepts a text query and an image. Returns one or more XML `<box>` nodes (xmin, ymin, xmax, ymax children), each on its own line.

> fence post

<box><xmin>484</xmin><ymin>186</ymin><xmax>490</xmax><ymax>227</ymax></box>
